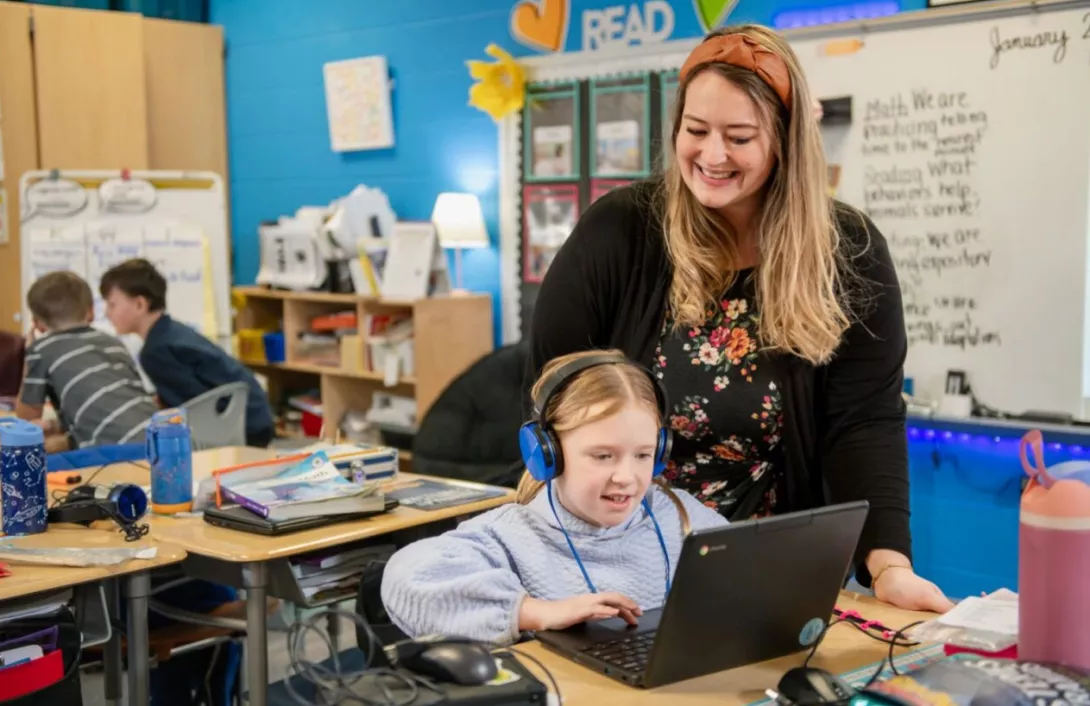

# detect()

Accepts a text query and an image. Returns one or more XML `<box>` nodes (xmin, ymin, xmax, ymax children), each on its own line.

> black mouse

<box><xmin>403</xmin><ymin>643</ymin><xmax>498</xmax><ymax>685</ymax></box>
<box><xmin>777</xmin><ymin>667</ymin><xmax>856</xmax><ymax>705</ymax></box>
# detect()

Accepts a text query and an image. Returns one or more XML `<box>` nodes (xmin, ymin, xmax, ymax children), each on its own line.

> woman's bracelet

<box><xmin>871</xmin><ymin>563</ymin><xmax>912</xmax><ymax>588</ymax></box>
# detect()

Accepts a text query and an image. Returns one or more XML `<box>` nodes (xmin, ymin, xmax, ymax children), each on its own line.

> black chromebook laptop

<box><xmin>536</xmin><ymin>500</ymin><xmax>869</xmax><ymax>689</ymax></box>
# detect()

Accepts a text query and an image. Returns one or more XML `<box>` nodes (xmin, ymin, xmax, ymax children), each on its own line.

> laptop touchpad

<box><xmin>583</xmin><ymin>608</ymin><xmax>662</xmax><ymax>637</ymax></box>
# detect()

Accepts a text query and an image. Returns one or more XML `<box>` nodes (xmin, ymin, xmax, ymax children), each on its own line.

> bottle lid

<box><xmin>0</xmin><ymin>419</ymin><xmax>45</xmax><ymax>447</ymax></box>
<box><xmin>151</xmin><ymin>408</ymin><xmax>188</xmax><ymax>426</ymax></box>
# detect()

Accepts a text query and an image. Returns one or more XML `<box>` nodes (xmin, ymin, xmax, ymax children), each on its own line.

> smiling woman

<box><xmin>525</xmin><ymin>24</ymin><xmax>956</xmax><ymax>616</ymax></box>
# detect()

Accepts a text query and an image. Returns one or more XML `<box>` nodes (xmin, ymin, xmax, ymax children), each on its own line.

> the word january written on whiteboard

<box><xmin>582</xmin><ymin>1</ymin><xmax>674</xmax><ymax>51</ymax></box>
<box><xmin>987</xmin><ymin>12</ymin><xmax>1090</xmax><ymax>69</ymax></box>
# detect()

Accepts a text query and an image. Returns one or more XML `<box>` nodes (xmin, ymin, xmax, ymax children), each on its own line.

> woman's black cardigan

<box><xmin>524</xmin><ymin>181</ymin><xmax>912</xmax><ymax>585</ymax></box>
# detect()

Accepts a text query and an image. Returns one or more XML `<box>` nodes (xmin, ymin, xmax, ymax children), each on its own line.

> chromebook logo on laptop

<box><xmin>699</xmin><ymin>545</ymin><xmax>709</xmax><ymax>556</ymax></box>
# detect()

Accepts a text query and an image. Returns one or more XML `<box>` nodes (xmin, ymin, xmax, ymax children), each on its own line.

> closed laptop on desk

<box><xmin>536</xmin><ymin>500</ymin><xmax>868</xmax><ymax>688</ymax></box>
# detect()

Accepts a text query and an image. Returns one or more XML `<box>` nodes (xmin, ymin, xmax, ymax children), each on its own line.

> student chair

<box><xmin>411</xmin><ymin>340</ymin><xmax>528</xmax><ymax>488</ymax></box>
<box><xmin>181</xmin><ymin>382</ymin><xmax>249</xmax><ymax>450</ymax></box>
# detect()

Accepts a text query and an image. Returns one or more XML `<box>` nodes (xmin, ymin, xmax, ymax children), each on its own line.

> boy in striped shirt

<box><xmin>17</xmin><ymin>271</ymin><xmax>157</xmax><ymax>448</ymax></box>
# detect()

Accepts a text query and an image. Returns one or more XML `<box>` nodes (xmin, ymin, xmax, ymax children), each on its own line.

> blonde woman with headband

<box><xmin>526</xmin><ymin>25</ymin><xmax>953</xmax><ymax>614</ymax></box>
<box><xmin>381</xmin><ymin>350</ymin><xmax>727</xmax><ymax>645</ymax></box>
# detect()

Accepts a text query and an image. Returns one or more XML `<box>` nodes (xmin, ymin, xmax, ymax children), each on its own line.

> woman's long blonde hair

<box><xmin>517</xmin><ymin>350</ymin><xmax>692</xmax><ymax>534</ymax></box>
<box><xmin>661</xmin><ymin>24</ymin><xmax>857</xmax><ymax>366</ymax></box>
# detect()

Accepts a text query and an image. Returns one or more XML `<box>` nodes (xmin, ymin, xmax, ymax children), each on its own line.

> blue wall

<box><xmin>210</xmin><ymin>0</ymin><xmax>925</xmax><ymax>344</ymax></box>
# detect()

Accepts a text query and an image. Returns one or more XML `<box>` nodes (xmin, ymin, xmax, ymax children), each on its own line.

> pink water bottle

<box><xmin>1018</xmin><ymin>430</ymin><xmax>1090</xmax><ymax>671</ymax></box>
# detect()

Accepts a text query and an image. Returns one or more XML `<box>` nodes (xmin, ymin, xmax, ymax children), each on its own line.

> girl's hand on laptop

<box><xmin>519</xmin><ymin>593</ymin><xmax>643</xmax><ymax>631</ymax></box>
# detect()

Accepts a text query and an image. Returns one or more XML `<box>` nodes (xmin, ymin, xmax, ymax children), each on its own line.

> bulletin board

<box><xmin>515</xmin><ymin>72</ymin><xmax>673</xmax><ymax>336</ymax></box>
<box><xmin>19</xmin><ymin>170</ymin><xmax>231</xmax><ymax>347</ymax></box>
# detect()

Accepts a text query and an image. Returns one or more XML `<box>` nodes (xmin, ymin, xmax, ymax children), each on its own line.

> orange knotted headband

<box><xmin>679</xmin><ymin>34</ymin><xmax>792</xmax><ymax>111</ymax></box>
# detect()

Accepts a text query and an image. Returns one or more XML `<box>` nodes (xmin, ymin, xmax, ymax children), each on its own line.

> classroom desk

<box><xmin>0</xmin><ymin>527</ymin><xmax>186</xmax><ymax>706</ymax></box>
<box><xmin>515</xmin><ymin>592</ymin><xmax>930</xmax><ymax>706</ymax></box>
<box><xmin>96</xmin><ymin>446</ymin><xmax>517</xmax><ymax>706</ymax></box>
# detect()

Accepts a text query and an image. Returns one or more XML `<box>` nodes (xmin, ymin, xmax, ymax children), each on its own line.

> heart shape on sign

<box><xmin>510</xmin><ymin>0</ymin><xmax>569</xmax><ymax>53</ymax></box>
<box><xmin>693</xmin><ymin>0</ymin><xmax>739</xmax><ymax>32</ymax></box>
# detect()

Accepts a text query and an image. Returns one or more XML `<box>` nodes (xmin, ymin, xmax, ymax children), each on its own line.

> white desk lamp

<box><xmin>431</xmin><ymin>192</ymin><xmax>489</xmax><ymax>291</ymax></box>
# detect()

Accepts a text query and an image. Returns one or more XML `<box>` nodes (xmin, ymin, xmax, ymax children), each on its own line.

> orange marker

<box><xmin>821</xmin><ymin>38</ymin><xmax>864</xmax><ymax>56</ymax></box>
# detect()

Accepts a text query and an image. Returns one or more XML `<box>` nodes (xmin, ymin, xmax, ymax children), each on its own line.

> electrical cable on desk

<box><xmin>284</xmin><ymin>606</ymin><xmax>442</xmax><ymax>706</ymax></box>
<box><xmin>802</xmin><ymin>617</ymin><xmax>916</xmax><ymax>670</ymax></box>
<box><xmin>47</xmin><ymin>458</ymin><xmax>151</xmax><ymax>508</ymax></box>
<box><xmin>283</xmin><ymin>606</ymin><xmax>562</xmax><ymax>706</ymax></box>
<box><xmin>775</xmin><ymin>616</ymin><xmax>924</xmax><ymax>705</ymax></box>
<box><xmin>502</xmin><ymin>646</ymin><xmax>562</xmax><ymax>705</ymax></box>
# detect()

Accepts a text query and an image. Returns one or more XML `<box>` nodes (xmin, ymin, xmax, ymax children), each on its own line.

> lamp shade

<box><xmin>431</xmin><ymin>192</ymin><xmax>489</xmax><ymax>249</ymax></box>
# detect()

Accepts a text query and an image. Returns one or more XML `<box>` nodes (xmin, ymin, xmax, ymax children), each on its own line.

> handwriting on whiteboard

<box><xmin>987</xmin><ymin>13</ymin><xmax>1090</xmax><ymax>69</ymax></box>
<box><xmin>860</xmin><ymin>87</ymin><xmax>1001</xmax><ymax>351</ymax></box>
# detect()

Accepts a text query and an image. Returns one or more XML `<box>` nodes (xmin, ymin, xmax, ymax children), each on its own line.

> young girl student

<box><xmin>380</xmin><ymin>350</ymin><xmax>729</xmax><ymax>646</ymax></box>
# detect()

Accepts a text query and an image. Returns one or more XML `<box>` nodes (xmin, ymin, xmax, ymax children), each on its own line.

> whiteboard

<box><xmin>796</xmin><ymin>7</ymin><xmax>1090</xmax><ymax>415</ymax></box>
<box><xmin>19</xmin><ymin>170</ymin><xmax>230</xmax><ymax>347</ymax></box>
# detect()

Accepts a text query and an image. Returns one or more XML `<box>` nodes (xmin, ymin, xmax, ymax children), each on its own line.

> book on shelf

<box><xmin>218</xmin><ymin>451</ymin><xmax>384</xmax><ymax>521</ymax></box>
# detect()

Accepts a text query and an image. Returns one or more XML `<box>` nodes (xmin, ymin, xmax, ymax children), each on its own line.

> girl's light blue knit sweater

<box><xmin>380</xmin><ymin>484</ymin><xmax>729</xmax><ymax>646</ymax></box>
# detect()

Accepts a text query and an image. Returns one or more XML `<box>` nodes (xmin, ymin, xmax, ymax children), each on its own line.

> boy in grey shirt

<box><xmin>17</xmin><ymin>271</ymin><xmax>157</xmax><ymax>448</ymax></box>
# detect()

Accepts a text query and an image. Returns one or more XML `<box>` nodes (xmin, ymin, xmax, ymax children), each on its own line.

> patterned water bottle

<box><xmin>1019</xmin><ymin>430</ymin><xmax>1090</xmax><ymax>671</ymax></box>
<box><xmin>145</xmin><ymin>408</ymin><xmax>193</xmax><ymax>514</ymax></box>
<box><xmin>0</xmin><ymin>418</ymin><xmax>48</xmax><ymax>535</ymax></box>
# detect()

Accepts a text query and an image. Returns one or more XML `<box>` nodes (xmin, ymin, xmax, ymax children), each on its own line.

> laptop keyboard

<box><xmin>581</xmin><ymin>631</ymin><xmax>656</xmax><ymax>674</ymax></box>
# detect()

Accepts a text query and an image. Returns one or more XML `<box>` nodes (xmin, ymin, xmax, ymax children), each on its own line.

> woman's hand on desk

<box><xmin>519</xmin><ymin>592</ymin><xmax>642</xmax><ymax>632</ymax></box>
<box><xmin>868</xmin><ymin>550</ymin><xmax>955</xmax><ymax>613</ymax></box>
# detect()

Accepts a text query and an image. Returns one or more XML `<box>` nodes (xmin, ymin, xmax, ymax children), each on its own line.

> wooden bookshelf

<box><xmin>233</xmin><ymin>286</ymin><xmax>494</xmax><ymax>463</ymax></box>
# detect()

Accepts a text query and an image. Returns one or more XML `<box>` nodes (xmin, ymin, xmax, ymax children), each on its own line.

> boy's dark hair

<box><xmin>27</xmin><ymin>271</ymin><xmax>94</xmax><ymax>330</ymax></box>
<box><xmin>99</xmin><ymin>258</ymin><xmax>167</xmax><ymax>312</ymax></box>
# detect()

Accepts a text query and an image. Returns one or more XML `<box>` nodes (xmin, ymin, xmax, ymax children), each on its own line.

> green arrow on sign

<box><xmin>693</xmin><ymin>0</ymin><xmax>738</xmax><ymax>31</ymax></box>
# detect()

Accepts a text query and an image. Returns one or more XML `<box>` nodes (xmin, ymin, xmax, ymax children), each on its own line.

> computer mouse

<box><xmin>404</xmin><ymin>642</ymin><xmax>498</xmax><ymax>685</ymax></box>
<box><xmin>777</xmin><ymin>666</ymin><xmax>856</xmax><ymax>705</ymax></box>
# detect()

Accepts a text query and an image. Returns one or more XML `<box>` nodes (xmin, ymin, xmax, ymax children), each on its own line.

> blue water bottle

<box><xmin>0</xmin><ymin>418</ymin><xmax>48</xmax><ymax>535</ymax></box>
<box><xmin>145</xmin><ymin>408</ymin><xmax>193</xmax><ymax>514</ymax></box>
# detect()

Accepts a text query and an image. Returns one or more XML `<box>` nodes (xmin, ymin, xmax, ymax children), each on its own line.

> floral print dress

<box><xmin>652</xmin><ymin>270</ymin><xmax>786</xmax><ymax>521</ymax></box>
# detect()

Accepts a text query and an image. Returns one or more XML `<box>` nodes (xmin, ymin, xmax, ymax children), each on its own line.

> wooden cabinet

<box><xmin>32</xmin><ymin>5</ymin><xmax>150</xmax><ymax>169</ymax></box>
<box><xmin>0</xmin><ymin>1</ymin><xmax>227</xmax><ymax>333</ymax></box>
<box><xmin>0</xmin><ymin>2</ymin><xmax>39</xmax><ymax>337</ymax></box>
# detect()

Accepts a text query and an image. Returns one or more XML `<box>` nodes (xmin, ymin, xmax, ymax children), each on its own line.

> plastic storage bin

<box><xmin>238</xmin><ymin>329</ymin><xmax>268</xmax><ymax>364</ymax></box>
<box><xmin>263</xmin><ymin>332</ymin><xmax>286</xmax><ymax>364</ymax></box>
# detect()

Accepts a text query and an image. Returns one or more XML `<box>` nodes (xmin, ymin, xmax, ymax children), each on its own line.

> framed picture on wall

<box><xmin>522</xmin><ymin>184</ymin><xmax>580</xmax><ymax>283</ymax></box>
<box><xmin>524</xmin><ymin>84</ymin><xmax>581</xmax><ymax>182</ymax></box>
<box><xmin>591</xmin><ymin>75</ymin><xmax>651</xmax><ymax>179</ymax></box>
<box><xmin>590</xmin><ymin>179</ymin><xmax>632</xmax><ymax>204</ymax></box>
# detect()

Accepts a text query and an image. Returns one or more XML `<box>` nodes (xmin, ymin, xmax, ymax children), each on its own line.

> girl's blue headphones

<box><xmin>519</xmin><ymin>352</ymin><xmax>673</xmax><ymax>482</ymax></box>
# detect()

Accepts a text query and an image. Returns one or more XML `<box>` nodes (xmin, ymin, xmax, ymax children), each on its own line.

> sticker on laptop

<box><xmin>799</xmin><ymin>617</ymin><xmax>825</xmax><ymax>646</ymax></box>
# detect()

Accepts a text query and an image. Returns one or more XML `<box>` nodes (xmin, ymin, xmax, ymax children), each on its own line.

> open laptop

<box><xmin>536</xmin><ymin>500</ymin><xmax>869</xmax><ymax>688</ymax></box>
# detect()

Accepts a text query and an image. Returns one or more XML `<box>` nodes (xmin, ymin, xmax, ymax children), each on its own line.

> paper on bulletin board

<box><xmin>323</xmin><ymin>56</ymin><xmax>395</xmax><ymax>152</ymax></box>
